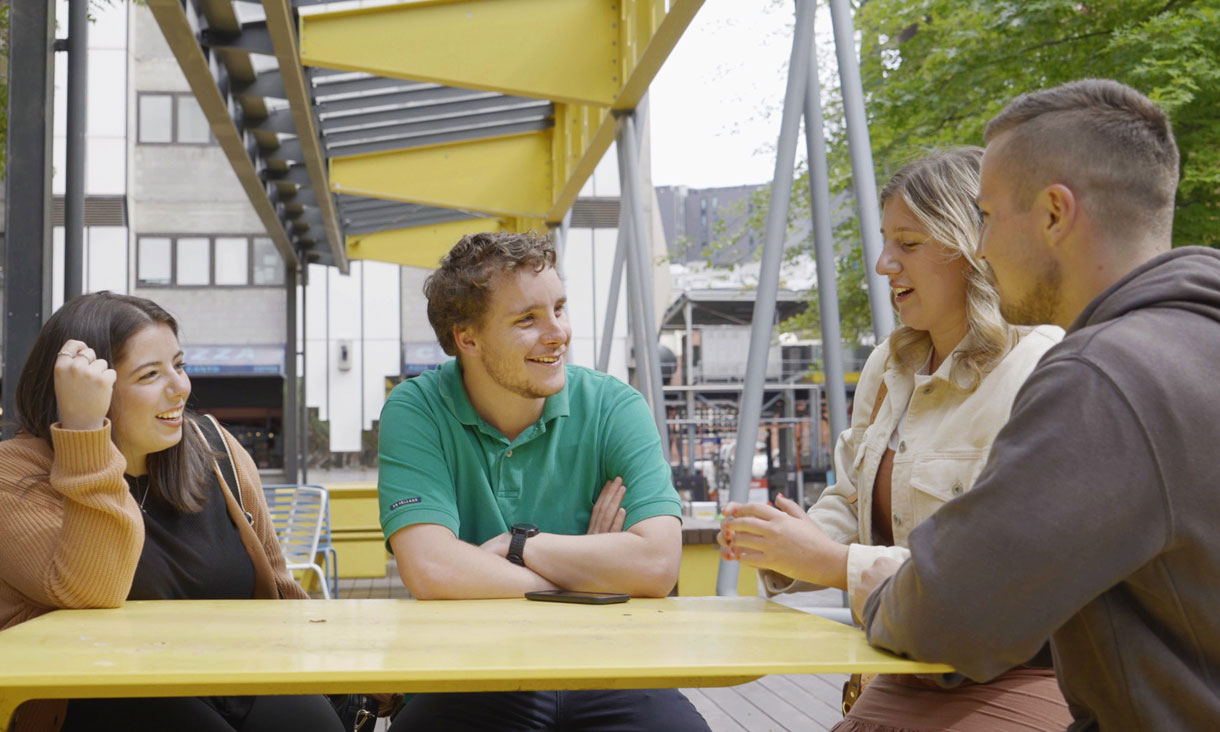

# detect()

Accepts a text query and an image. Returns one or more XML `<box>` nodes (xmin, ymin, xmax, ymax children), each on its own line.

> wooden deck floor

<box><xmin>334</xmin><ymin>562</ymin><xmax>849</xmax><ymax>731</ymax></box>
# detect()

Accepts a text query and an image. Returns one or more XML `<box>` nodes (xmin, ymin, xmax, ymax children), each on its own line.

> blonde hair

<box><xmin>879</xmin><ymin>147</ymin><xmax>1017</xmax><ymax>391</ymax></box>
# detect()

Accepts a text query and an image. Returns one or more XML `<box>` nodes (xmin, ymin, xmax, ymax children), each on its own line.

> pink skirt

<box><xmin>833</xmin><ymin>667</ymin><xmax>1072</xmax><ymax>732</ymax></box>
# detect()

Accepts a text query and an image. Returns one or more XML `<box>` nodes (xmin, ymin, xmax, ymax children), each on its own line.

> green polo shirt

<box><xmin>378</xmin><ymin>360</ymin><xmax>680</xmax><ymax>546</ymax></box>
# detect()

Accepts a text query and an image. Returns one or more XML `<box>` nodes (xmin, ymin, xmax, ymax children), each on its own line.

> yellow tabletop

<box><xmin>0</xmin><ymin>597</ymin><xmax>951</xmax><ymax>723</ymax></box>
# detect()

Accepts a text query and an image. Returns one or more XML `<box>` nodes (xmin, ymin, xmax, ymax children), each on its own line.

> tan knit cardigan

<box><xmin>0</xmin><ymin>420</ymin><xmax>307</xmax><ymax>732</ymax></box>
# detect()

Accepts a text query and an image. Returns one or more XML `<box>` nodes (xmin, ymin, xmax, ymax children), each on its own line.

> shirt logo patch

<box><xmin>389</xmin><ymin>497</ymin><xmax>422</xmax><ymax>510</ymax></box>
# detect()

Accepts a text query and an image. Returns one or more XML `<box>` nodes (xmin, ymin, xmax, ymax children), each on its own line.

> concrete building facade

<box><xmin>25</xmin><ymin>1</ymin><xmax>654</xmax><ymax>473</ymax></box>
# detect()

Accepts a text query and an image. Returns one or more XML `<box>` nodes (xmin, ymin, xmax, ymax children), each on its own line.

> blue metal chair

<box><xmin>263</xmin><ymin>484</ymin><xmax>340</xmax><ymax>598</ymax></box>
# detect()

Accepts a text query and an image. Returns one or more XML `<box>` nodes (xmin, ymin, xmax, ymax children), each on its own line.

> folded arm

<box><xmin>390</xmin><ymin>523</ymin><xmax>560</xmax><ymax>599</ymax></box>
<box><xmin>519</xmin><ymin>515</ymin><xmax>681</xmax><ymax>597</ymax></box>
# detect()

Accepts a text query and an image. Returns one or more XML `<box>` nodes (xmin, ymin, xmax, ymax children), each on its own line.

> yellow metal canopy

<box><xmin>145</xmin><ymin>0</ymin><xmax>701</xmax><ymax>270</ymax></box>
<box><xmin>298</xmin><ymin>0</ymin><xmax>702</xmax><ymax>267</ymax></box>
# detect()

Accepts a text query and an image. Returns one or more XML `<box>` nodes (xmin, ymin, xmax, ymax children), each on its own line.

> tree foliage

<box><xmin>788</xmin><ymin>0</ymin><xmax>1220</xmax><ymax>343</ymax></box>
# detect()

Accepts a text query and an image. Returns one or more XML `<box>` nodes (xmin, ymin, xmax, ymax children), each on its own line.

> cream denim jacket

<box><xmin>763</xmin><ymin>325</ymin><xmax>1063</xmax><ymax>600</ymax></box>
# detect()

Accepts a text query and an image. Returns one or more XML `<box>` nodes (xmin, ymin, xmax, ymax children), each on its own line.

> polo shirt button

<box><xmin>892</xmin><ymin>513</ymin><xmax>902</xmax><ymax>527</ymax></box>
<box><xmin>506</xmin><ymin>450</ymin><xmax>513</xmax><ymax>458</ymax></box>
<box><xmin>952</xmin><ymin>482</ymin><xmax>964</xmax><ymax>495</ymax></box>
<box><xmin>898</xmin><ymin>441</ymin><xmax>906</xmax><ymax>453</ymax></box>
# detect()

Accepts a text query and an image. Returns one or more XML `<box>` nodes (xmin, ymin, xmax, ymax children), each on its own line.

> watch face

<box><xmin>511</xmin><ymin>522</ymin><xmax>539</xmax><ymax>536</ymax></box>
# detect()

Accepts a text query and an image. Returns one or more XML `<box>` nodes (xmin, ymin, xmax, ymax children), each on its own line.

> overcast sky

<box><xmin>650</xmin><ymin>1</ymin><xmax>837</xmax><ymax>190</ymax></box>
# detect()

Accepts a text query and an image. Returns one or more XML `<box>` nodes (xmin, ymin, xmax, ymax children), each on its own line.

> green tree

<box><xmin>847</xmin><ymin>0</ymin><xmax>1219</xmax><ymax>247</ymax></box>
<box><xmin>788</xmin><ymin>0</ymin><xmax>1220</xmax><ymax>344</ymax></box>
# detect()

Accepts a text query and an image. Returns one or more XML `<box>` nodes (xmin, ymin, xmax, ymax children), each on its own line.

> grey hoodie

<box><xmin>862</xmin><ymin>247</ymin><xmax>1220</xmax><ymax>731</ymax></box>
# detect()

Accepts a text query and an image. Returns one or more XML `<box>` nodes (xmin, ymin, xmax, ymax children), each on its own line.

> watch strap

<box><xmin>507</xmin><ymin>531</ymin><xmax>529</xmax><ymax>566</ymax></box>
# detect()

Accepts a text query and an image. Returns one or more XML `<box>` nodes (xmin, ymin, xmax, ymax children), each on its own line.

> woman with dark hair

<box><xmin>0</xmin><ymin>292</ymin><xmax>343</xmax><ymax>732</ymax></box>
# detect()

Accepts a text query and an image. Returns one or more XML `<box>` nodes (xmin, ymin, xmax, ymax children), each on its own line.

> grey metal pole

<box><xmin>616</xmin><ymin>112</ymin><xmax>671</xmax><ymax>462</ymax></box>
<box><xmin>684</xmin><ymin>297</ymin><xmax>696</xmax><ymax>476</ymax></box>
<box><xmin>555</xmin><ymin>209</ymin><xmax>573</xmax><ymax>270</ymax></box>
<box><xmin>63</xmin><ymin>0</ymin><xmax>89</xmax><ymax>301</ymax></box>
<box><xmin>618</xmin><ymin>173</ymin><xmax>652</xmax><ymax>402</ymax></box>
<box><xmin>802</xmin><ymin>16</ymin><xmax>850</xmax><ymax>445</ymax></box>
<box><xmin>589</xmin><ymin>230</ymin><xmax>598</xmax><ymax>363</ymax></box>
<box><xmin>3</xmin><ymin>0</ymin><xmax>57</xmax><ymax>433</ymax></box>
<box><xmin>597</xmin><ymin>222</ymin><xmax>628</xmax><ymax>373</ymax></box>
<box><xmin>810</xmin><ymin>385</ymin><xmax>823</xmax><ymax>469</ymax></box>
<box><xmin>598</xmin><ymin>98</ymin><xmax>648</xmax><ymax>375</ymax></box>
<box><xmin>827</xmin><ymin>0</ymin><xmax>893</xmax><ymax>342</ymax></box>
<box><xmin>717</xmin><ymin>0</ymin><xmax>817</xmax><ymax>595</ymax></box>
<box><xmin>284</xmin><ymin>261</ymin><xmax>300</xmax><ymax>484</ymax></box>
<box><xmin>300</xmin><ymin>265</ymin><xmax>309</xmax><ymax>484</ymax></box>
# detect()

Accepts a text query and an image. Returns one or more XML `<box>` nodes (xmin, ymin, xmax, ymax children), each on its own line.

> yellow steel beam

<box><xmin>330</xmin><ymin>131</ymin><xmax>553</xmax><ymax>219</ymax></box>
<box><xmin>309</xmin><ymin>0</ymin><xmax>703</xmax><ymax>232</ymax></box>
<box><xmin>346</xmin><ymin>217</ymin><xmax>504</xmax><ymax>269</ymax></box>
<box><xmin>346</xmin><ymin>215</ymin><xmax>547</xmax><ymax>269</ymax></box>
<box><xmin>300</xmin><ymin>0</ymin><xmax>620</xmax><ymax>107</ymax></box>
<box><xmin>549</xmin><ymin>103</ymin><xmax>614</xmax><ymax>223</ymax></box>
<box><xmin>300</xmin><ymin>0</ymin><xmax>702</xmax><ymax>110</ymax></box>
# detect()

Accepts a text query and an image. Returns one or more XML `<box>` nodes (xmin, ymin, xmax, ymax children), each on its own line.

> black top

<box><xmin>125</xmin><ymin>473</ymin><xmax>256</xmax><ymax>601</ymax></box>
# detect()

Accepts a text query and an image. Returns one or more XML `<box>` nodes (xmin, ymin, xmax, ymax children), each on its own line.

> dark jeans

<box><xmin>389</xmin><ymin>689</ymin><xmax>710</xmax><ymax>732</ymax></box>
<box><xmin>60</xmin><ymin>694</ymin><xmax>344</xmax><ymax>732</ymax></box>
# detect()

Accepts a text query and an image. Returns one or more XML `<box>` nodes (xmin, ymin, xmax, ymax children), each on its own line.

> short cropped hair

<box><xmin>424</xmin><ymin>232</ymin><xmax>557</xmax><ymax>356</ymax></box>
<box><xmin>984</xmin><ymin>78</ymin><xmax>1179</xmax><ymax>241</ymax></box>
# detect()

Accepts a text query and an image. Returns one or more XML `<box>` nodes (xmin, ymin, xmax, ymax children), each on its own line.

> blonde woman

<box><xmin>718</xmin><ymin>148</ymin><xmax>1071</xmax><ymax>731</ymax></box>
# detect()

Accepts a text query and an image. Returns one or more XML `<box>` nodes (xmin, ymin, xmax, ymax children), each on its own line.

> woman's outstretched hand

<box><xmin>54</xmin><ymin>339</ymin><xmax>116</xmax><ymax>431</ymax></box>
<box><xmin>717</xmin><ymin>493</ymin><xmax>849</xmax><ymax>590</ymax></box>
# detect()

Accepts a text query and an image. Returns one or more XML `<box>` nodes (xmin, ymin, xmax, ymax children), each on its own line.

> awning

<box><xmin>661</xmin><ymin>288</ymin><xmax>810</xmax><ymax>329</ymax></box>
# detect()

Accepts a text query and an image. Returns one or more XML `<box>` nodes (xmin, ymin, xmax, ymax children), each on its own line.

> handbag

<box><xmin>328</xmin><ymin>694</ymin><xmax>405</xmax><ymax>732</ymax></box>
<box><xmin>841</xmin><ymin>378</ymin><xmax>889</xmax><ymax>716</ymax></box>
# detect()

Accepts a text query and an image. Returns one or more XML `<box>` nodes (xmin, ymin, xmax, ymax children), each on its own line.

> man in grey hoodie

<box><xmin>852</xmin><ymin>79</ymin><xmax>1220</xmax><ymax>730</ymax></box>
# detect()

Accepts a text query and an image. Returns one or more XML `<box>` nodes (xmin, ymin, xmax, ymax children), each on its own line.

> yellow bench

<box><xmin>323</xmin><ymin>482</ymin><xmax>392</xmax><ymax>579</ymax></box>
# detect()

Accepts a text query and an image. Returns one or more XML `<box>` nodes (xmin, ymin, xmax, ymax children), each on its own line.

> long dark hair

<box><xmin>16</xmin><ymin>292</ymin><xmax>217</xmax><ymax>512</ymax></box>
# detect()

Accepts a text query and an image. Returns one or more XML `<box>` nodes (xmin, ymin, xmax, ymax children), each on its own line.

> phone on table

<box><xmin>524</xmin><ymin>590</ymin><xmax>630</xmax><ymax>605</ymax></box>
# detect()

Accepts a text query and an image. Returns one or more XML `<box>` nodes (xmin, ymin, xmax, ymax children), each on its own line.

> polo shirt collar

<box><xmin>439</xmin><ymin>359</ymin><xmax>571</xmax><ymax>429</ymax></box>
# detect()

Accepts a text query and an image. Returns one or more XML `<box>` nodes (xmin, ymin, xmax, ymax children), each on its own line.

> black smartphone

<box><xmin>524</xmin><ymin>590</ymin><xmax>630</xmax><ymax>605</ymax></box>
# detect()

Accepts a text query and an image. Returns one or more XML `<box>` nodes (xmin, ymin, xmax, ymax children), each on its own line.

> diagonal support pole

<box><xmin>802</xmin><ymin>15</ymin><xmax>851</xmax><ymax>451</ymax></box>
<box><xmin>616</xmin><ymin>112</ymin><xmax>671</xmax><ymax>462</ymax></box>
<box><xmin>597</xmin><ymin>217</ymin><xmax>629</xmax><ymax>373</ymax></box>
<box><xmin>717</xmin><ymin>0</ymin><xmax>817</xmax><ymax>595</ymax></box>
<box><xmin>828</xmin><ymin>0</ymin><xmax>893</xmax><ymax>341</ymax></box>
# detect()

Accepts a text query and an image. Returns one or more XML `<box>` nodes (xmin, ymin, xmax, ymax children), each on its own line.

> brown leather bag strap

<box><xmin>847</xmin><ymin>381</ymin><xmax>888</xmax><ymax>506</ymax></box>
<box><xmin>868</xmin><ymin>381</ymin><xmax>889</xmax><ymax>426</ymax></box>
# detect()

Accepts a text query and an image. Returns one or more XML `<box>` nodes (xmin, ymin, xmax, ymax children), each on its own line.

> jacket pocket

<box><xmin>908</xmin><ymin>451</ymin><xmax>988</xmax><ymax>525</ymax></box>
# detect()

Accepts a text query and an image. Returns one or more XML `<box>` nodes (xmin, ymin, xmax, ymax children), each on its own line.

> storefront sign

<box><xmin>184</xmin><ymin>345</ymin><xmax>284</xmax><ymax>376</ymax></box>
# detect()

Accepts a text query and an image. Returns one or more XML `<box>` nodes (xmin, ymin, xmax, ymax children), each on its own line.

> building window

<box><xmin>137</xmin><ymin>237</ymin><xmax>172</xmax><ymax>286</ymax></box>
<box><xmin>252</xmin><ymin>237</ymin><xmax>284</xmax><ymax>286</ymax></box>
<box><xmin>137</xmin><ymin>235</ymin><xmax>284</xmax><ymax>287</ymax></box>
<box><xmin>176</xmin><ymin>237</ymin><xmax>210</xmax><ymax>286</ymax></box>
<box><xmin>137</xmin><ymin>92</ymin><xmax>212</xmax><ymax>145</ymax></box>
<box><xmin>176</xmin><ymin>95</ymin><xmax>211</xmax><ymax>143</ymax></box>
<box><xmin>214</xmin><ymin>237</ymin><xmax>250</xmax><ymax>285</ymax></box>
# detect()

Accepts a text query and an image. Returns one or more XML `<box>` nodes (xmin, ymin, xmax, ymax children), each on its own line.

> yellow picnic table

<box><xmin>0</xmin><ymin>597</ymin><xmax>950</xmax><ymax>726</ymax></box>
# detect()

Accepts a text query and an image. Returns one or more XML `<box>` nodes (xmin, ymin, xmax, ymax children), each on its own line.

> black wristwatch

<box><xmin>507</xmin><ymin>523</ymin><xmax>539</xmax><ymax>566</ymax></box>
